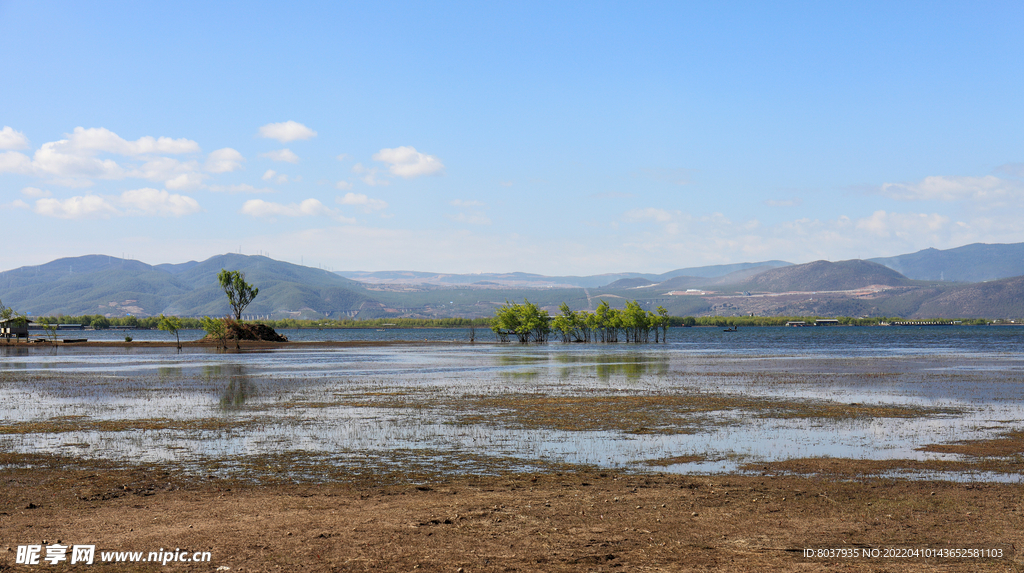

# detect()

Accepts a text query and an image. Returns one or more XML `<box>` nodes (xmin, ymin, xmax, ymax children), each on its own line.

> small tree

<box><xmin>218</xmin><ymin>269</ymin><xmax>259</xmax><ymax>321</ymax></box>
<box><xmin>656</xmin><ymin>306</ymin><xmax>669</xmax><ymax>343</ymax></box>
<box><xmin>158</xmin><ymin>314</ymin><xmax>183</xmax><ymax>350</ymax></box>
<box><xmin>38</xmin><ymin>317</ymin><xmax>59</xmax><ymax>344</ymax></box>
<box><xmin>201</xmin><ymin>315</ymin><xmax>228</xmax><ymax>349</ymax></box>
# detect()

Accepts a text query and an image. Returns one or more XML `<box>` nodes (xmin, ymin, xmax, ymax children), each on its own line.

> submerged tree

<box><xmin>492</xmin><ymin>299</ymin><xmax>550</xmax><ymax>343</ymax></box>
<box><xmin>514</xmin><ymin>299</ymin><xmax>670</xmax><ymax>345</ymax></box>
<box><xmin>218</xmin><ymin>269</ymin><xmax>259</xmax><ymax>321</ymax></box>
<box><xmin>158</xmin><ymin>314</ymin><xmax>183</xmax><ymax>350</ymax></box>
<box><xmin>552</xmin><ymin>302</ymin><xmax>587</xmax><ymax>343</ymax></box>
<box><xmin>656</xmin><ymin>306</ymin><xmax>670</xmax><ymax>343</ymax></box>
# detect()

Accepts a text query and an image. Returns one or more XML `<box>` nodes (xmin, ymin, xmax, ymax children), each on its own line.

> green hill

<box><xmin>0</xmin><ymin>254</ymin><xmax>377</xmax><ymax>319</ymax></box>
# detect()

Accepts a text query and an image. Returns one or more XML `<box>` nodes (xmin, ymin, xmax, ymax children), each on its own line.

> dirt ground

<box><xmin>2</xmin><ymin>460</ymin><xmax>1022</xmax><ymax>572</ymax></box>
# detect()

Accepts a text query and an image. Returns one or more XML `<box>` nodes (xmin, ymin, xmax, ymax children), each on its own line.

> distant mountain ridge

<box><xmin>337</xmin><ymin>261</ymin><xmax>793</xmax><ymax>288</ymax></box>
<box><xmin>4</xmin><ymin>242</ymin><xmax>1024</xmax><ymax>319</ymax></box>
<box><xmin>742</xmin><ymin>260</ymin><xmax>914</xmax><ymax>292</ymax></box>
<box><xmin>0</xmin><ymin>254</ymin><xmax>375</xmax><ymax>319</ymax></box>
<box><xmin>869</xmin><ymin>243</ymin><xmax>1024</xmax><ymax>282</ymax></box>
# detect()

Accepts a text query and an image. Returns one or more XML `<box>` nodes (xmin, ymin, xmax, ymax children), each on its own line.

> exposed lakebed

<box><xmin>2</xmin><ymin>326</ymin><xmax>1023</xmax><ymax>482</ymax></box>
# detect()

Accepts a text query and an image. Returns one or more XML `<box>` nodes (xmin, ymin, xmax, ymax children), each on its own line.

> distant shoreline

<box><xmin>0</xmin><ymin>339</ymin><xmax>471</xmax><ymax>349</ymax></box>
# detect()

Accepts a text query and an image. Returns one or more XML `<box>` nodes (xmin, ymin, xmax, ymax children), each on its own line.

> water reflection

<box><xmin>158</xmin><ymin>366</ymin><xmax>183</xmax><ymax>381</ymax></box>
<box><xmin>208</xmin><ymin>364</ymin><xmax>255</xmax><ymax>411</ymax></box>
<box><xmin>497</xmin><ymin>354</ymin><xmax>547</xmax><ymax>366</ymax></box>
<box><xmin>0</xmin><ymin>346</ymin><xmax>31</xmax><ymax>359</ymax></box>
<box><xmin>554</xmin><ymin>353</ymin><xmax>670</xmax><ymax>381</ymax></box>
<box><xmin>220</xmin><ymin>378</ymin><xmax>255</xmax><ymax>411</ymax></box>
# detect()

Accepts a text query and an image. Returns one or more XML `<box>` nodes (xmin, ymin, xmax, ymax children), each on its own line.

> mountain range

<box><xmin>868</xmin><ymin>243</ymin><xmax>1024</xmax><ymax>282</ymax></box>
<box><xmin>1</xmin><ymin>242</ymin><xmax>1023</xmax><ymax>319</ymax></box>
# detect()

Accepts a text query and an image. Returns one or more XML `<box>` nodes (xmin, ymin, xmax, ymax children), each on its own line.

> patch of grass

<box><xmin>744</xmin><ymin>456</ymin><xmax>1024</xmax><ymax>476</ymax></box>
<box><xmin>644</xmin><ymin>454</ymin><xmax>713</xmax><ymax>467</ymax></box>
<box><xmin>0</xmin><ymin>416</ymin><xmax>271</xmax><ymax>435</ymax></box>
<box><xmin>445</xmin><ymin>393</ymin><xmax>958</xmax><ymax>435</ymax></box>
<box><xmin>918</xmin><ymin>429</ymin><xmax>1024</xmax><ymax>457</ymax></box>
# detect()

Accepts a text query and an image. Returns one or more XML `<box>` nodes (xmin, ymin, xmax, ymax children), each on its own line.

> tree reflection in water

<box><xmin>207</xmin><ymin>364</ymin><xmax>256</xmax><ymax>411</ymax></box>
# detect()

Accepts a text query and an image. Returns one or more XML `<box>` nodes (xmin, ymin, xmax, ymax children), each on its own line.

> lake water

<box><xmin>2</xmin><ymin>326</ymin><xmax>1022</xmax><ymax>482</ymax></box>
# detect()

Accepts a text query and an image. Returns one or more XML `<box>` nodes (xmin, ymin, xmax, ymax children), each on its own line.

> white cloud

<box><xmin>258</xmin><ymin>169</ymin><xmax>297</xmax><ymax>184</ymax></box>
<box><xmin>119</xmin><ymin>188</ymin><xmax>201</xmax><ymax>216</ymax></box>
<box><xmin>0</xmin><ymin>126</ymin><xmax>30</xmax><ymax>150</ymax></box>
<box><xmin>448</xmin><ymin>199</ymin><xmax>490</xmax><ymax>225</ymax></box>
<box><xmin>128</xmin><ymin>157</ymin><xmax>203</xmax><ymax>185</ymax></box>
<box><xmin>337</xmin><ymin>192</ymin><xmax>388</xmax><ymax>211</ymax></box>
<box><xmin>880</xmin><ymin>175</ymin><xmax>1019</xmax><ymax>202</ymax></box>
<box><xmin>260</xmin><ymin>148</ymin><xmax>300</xmax><ymax>163</ymax></box>
<box><xmin>29</xmin><ymin>188</ymin><xmax>200</xmax><ymax>219</ymax></box>
<box><xmin>20</xmin><ymin>187</ymin><xmax>51</xmax><ymax>198</ymax></box>
<box><xmin>33</xmin><ymin>195</ymin><xmax>120</xmax><ymax>219</ymax></box>
<box><xmin>336</xmin><ymin>153</ymin><xmax>349</xmax><ymax>162</ymax></box>
<box><xmin>240</xmin><ymin>198</ymin><xmax>352</xmax><ymax>222</ymax></box>
<box><xmin>59</xmin><ymin>127</ymin><xmax>200</xmax><ymax>155</ymax></box>
<box><xmin>600</xmin><ymin>203</ymin><xmax>994</xmax><ymax>271</ymax></box>
<box><xmin>165</xmin><ymin>173</ymin><xmax>206</xmax><ymax>190</ymax></box>
<box><xmin>335</xmin><ymin>180</ymin><xmax>353</xmax><ymax>190</ymax></box>
<box><xmin>205</xmin><ymin>148</ymin><xmax>245</xmax><ymax>173</ymax></box>
<box><xmin>260</xmin><ymin>169</ymin><xmax>288</xmax><ymax>183</ymax></box>
<box><xmin>32</xmin><ymin>141</ymin><xmax>125</xmax><ymax>181</ymax></box>
<box><xmin>0</xmin><ymin>127</ymin><xmax>207</xmax><ymax>187</ymax></box>
<box><xmin>258</xmin><ymin>121</ymin><xmax>317</xmax><ymax>143</ymax></box>
<box><xmin>372</xmin><ymin>146</ymin><xmax>444</xmax><ymax>178</ymax></box>
<box><xmin>352</xmin><ymin>163</ymin><xmax>389</xmax><ymax>186</ymax></box>
<box><xmin>0</xmin><ymin>151</ymin><xmax>33</xmax><ymax>174</ymax></box>
<box><xmin>854</xmin><ymin>210</ymin><xmax>952</xmax><ymax>239</ymax></box>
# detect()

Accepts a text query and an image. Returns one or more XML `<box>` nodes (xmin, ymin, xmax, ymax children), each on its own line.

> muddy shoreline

<box><xmin>4</xmin><ymin>335</ymin><xmax>1023</xmax><ymax>570</ymax></box>
<box><xmin>2</xmin><ymin>457</ymin><xmax>1022</xmax><ymax>572</ymax></box>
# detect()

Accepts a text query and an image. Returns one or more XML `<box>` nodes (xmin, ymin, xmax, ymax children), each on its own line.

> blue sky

<box><xmin>2</xmin><ymin>1</ymin><xmax>1023</xmax><ymax>275</ymax></box>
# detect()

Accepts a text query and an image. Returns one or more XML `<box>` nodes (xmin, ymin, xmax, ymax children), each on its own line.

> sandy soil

<box><xmin>2</xmin><ymin>460</ymin><xmax>1022</xmax><ymax>572</ymax></box>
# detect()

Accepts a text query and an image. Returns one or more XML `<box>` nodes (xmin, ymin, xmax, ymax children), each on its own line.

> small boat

<box><xmin>722</xmin><ymin>327</ymin><xmax>737</xmax><ymax>332</ymax></box>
